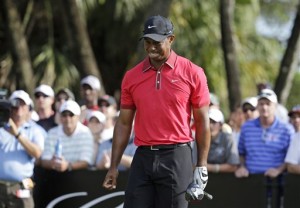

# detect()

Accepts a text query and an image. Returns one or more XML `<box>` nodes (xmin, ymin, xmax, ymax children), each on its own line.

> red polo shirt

<box><xmin>121</xmin><ymin>51</ymin><xmax>210</xmax><ymax>146</ymax></box>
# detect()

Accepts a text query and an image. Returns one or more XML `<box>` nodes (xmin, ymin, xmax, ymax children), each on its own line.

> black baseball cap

<box><xmin>141</xmin><ymin>15</ymin><xmax>174</xmax><ymax>42</ymax></box>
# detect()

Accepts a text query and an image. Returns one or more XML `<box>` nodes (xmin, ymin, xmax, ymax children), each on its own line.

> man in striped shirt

<box><xmin>235</xmin><ymin>89</ymin><xmax>294</xmax><ymax>177</ymax></box>
<box><xmin>41</xmin><ymin>100</ymin><xmax>94</xmax><ymax>172</ymax></box>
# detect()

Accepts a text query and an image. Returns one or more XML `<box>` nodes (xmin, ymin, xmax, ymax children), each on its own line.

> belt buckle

<box><xmin>150</xmin><ymin>146</ymin><xmax>159</xmax><ymax>151</ymax></box>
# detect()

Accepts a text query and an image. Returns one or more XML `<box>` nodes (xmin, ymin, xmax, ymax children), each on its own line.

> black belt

<box><xmin>139</xmin><ymin>142</ymin><xmax>189</xmax><ymax>150</ymax></box>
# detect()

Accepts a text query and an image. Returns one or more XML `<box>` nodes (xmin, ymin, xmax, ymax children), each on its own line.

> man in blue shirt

<box><xmin>0</xmin><ymin>90</ymin><xmax>45</xmax><ymax>208</ymax></box>
<box><xmin>236</xmin><ymin>89</ymin><xmax>294</xmax><ymax>177</ymax></box>
<box><xmin>235</xmin><ymin>89</ymin><xmax>294</xmax><ymax>206</ymax></box>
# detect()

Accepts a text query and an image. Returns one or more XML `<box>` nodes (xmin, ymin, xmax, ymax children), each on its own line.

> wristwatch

<box><xmin>15</xmin><ymin>132</ymin><xmax>21</xmax><ymax>139</ymax></box>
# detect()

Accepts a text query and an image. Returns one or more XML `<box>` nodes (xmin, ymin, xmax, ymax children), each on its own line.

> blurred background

<box><xmin>0</xmin><ymin>0</ymin><xmax>299</xmax><ymax>116</ymax></box>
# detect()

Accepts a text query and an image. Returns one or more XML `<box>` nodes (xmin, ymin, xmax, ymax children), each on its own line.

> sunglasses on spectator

<box><xmin>99</xmin><ymin>102</ymin><xmax>110</xmax><ymax>107</ymax></box>
<box><xmin>242</xmin><ymin>107</ymin><xmax>256</xmax><ymax>113</ymax></box>
<box><xmin>209</xmin><ymin>119</ymin><xmax>218</xmax><ymax>124</ymax></box>
<box><xmin>291</xmin><ymin>114</ymin><xmax>300</xmax><ymax>119</ymax></box>
<box><xmin>35</xmin><ymin>93</ymin><xmax>49</xmax><ymax>99</ymax></box>
<box><xmin>61</xmin><ymin>111</ymin><xmax>75</xmax><ymax>117</ymax></box>
<box><xmin>56</xmin><ymin>97</ymin><xmax>68</xmax><ymax>102</ymax></box>
<box><xmin>11</xmin><ymin>99</ymin><xmax>26</xmax><ymax>108</ymax></box>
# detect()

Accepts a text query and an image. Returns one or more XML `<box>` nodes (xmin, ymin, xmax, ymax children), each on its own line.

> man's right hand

<box><xmin>102</xmin><ymin>168</ymin><xmax>119</xmax><ymax>190</ymax></box>
<box><xmin>235</xmin><ymin>165</ymin><xmax>249</xmax><ymax>178</ymax></box>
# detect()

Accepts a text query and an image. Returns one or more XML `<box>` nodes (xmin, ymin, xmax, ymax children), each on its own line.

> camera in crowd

<box><xmin>0</xmin><ymin>89</ymin><xmax>11</xmax><ymax>128</ymax></box>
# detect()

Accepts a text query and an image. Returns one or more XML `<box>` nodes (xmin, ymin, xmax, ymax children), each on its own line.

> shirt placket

<box><xmin>156</xmin><ymin>70</ymin><xmax>161</xmax><ymax>90</ymax></box>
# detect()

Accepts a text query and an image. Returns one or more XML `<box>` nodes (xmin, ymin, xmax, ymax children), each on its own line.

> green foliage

<box><xmin>287</xmin><ymin>71</ymin><xmax>300</xmax><ymax>110</ymax></box>
<box><xmin>33</xmin><ymin>44</ymin><xmax>80</xmax><ymax>90</ymax></box>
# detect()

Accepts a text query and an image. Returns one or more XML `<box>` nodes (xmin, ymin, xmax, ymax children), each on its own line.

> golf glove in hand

<box><xmin>193</xmin><ymin>166</ymin><xmax>208</xmax><ymax>190</ymax></box>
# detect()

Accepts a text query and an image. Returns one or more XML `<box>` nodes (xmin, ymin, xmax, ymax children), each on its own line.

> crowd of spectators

<box><xmin>1</xmin><ymin>77</ymin><xmax>300</xmax><ymax>207</ymax></box>
<box><xmin>0</xmin><ymin>75</ymin><xmax>136</xmax><ymax>207</ymax></box>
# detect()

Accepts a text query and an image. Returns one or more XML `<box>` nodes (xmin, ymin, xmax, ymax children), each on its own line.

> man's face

<box><xmin>35</xmin><ymin>93</ymin><xmax>54</xmax><ymax>110</ymax></box>
<box><xmin>80</xmin><ymin>84</ymin><xmax>98</xmax><ymax>103</ymax></box>
<box><xmin>11</xmin><ymin>99</ymin><xmax>30</xmax><ymax>122</ymax></box>
<box><xmin>87</xmin><ymin>117</ymin><xmax>105</xmax><ymax>135</ymax></box>
<box><xmin>143</xmin><ymin>36</ymin><xmax>174</xmax><ymax>62</ymax></box>
<box><xmin>290</xmin><ymin>113</ymin><xmax>300</xmax><ymax>132</ymax></box>
<box><xmin>257</xmin><ymin>98</ymin><xmax>276</xmax><ymax>119</ymax></box>
<box><xmin>209</xmin><ymin>119</ymin><xmax>222</xmax><ymax>138</ymax></box>
<box><xmin>60</xmin><ymin>110</ymin><xmax>79</xmax><ymax>132</ymax></box>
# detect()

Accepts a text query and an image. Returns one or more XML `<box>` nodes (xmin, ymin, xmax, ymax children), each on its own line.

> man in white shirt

<box><xmin>41</xmin><ymin>100</ymin><xmax>94</xmax><ymax>172</ymax></box>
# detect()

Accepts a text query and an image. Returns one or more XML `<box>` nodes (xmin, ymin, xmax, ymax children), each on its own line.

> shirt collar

<box><xmin>142</xmin><ymin>50</ymin><xmax>176</xmax><ymax>72</ymax></box>
<box><xmin>254</xmin><ymin>116</ymin><xmax>279</xmax><ymax>129</ymax></box>
<box><xmin>212</xmin><ymin>132</ymin><xmax>222</xmax><ymax>144</ymax></box>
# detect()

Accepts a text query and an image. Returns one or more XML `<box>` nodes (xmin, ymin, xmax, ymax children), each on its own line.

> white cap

<box><xmin>209</xmin><ymin>108</ymin><xmax>224</xmax><ymax>123</ymax></box>
<box><xmin>257</xmin><ymin>89</ymin><xmax>278</xmax><ymax>103</ymax></box>
<box><xmin>34</xmin><ymin>84</ymin><xmax>54</xmax><ymax>97</ymax></box>
<box><xmin>59</xmin><ymin>100</ymin><xmax>81</xmax><ymax>115</ymax></box>
<box><xmin>80</xmin><ymin>75</ymin><xmax>101</xmax><ymax>90</ymax></box>
<box><xmin>242</xmin><ymin>97</ymin><xmax>258</xmax><ymax>108</ymax></box>
<box><xmin>87</xmin><ymin>111</ymin><xmax>106</xmax><ymax>123</ymax></box>
<box><xmin>9</xmin><ymin>90</ymin><xmax>32</xmax><ymax>105</ymax></box>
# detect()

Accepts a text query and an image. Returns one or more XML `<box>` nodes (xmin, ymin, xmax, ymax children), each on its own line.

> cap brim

<box><xmin>258</xmin><ymin>96</ymin><xmax>277</xmax><ymax>103</ymax></box>
<box><xmin>140</xmin><ymin>34</ymin><xmax>168</xmax><ymax>42</ymax></box>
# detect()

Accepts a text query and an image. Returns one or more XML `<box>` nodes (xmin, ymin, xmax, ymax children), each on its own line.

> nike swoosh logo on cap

<box><xmin>148</xmin><ymin>25</ymin><xmax>157</xmax><ymax>29</ymax></box>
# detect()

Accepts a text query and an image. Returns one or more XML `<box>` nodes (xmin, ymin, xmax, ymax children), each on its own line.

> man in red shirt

<box><xmin>103</xmin><ymin>15</ymin><xmax>211</xmax><ymax>208</ymax></box>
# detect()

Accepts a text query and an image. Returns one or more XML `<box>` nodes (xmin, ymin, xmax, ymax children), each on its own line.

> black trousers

<box><xmin>124</xmin><ymin>145</ymin><xmax>193</xmax><ymax>208</ymax></box>
<box><xmin>0</xmin><ymin>181</ymin><xmax>34</xmax><ymax>208</ymax></box>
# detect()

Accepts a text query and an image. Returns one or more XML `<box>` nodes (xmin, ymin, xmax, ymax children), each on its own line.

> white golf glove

<box><xmin>193</xmin><ymin>166</ymin><xmax>208</xmax><ymax>190</ymax></box>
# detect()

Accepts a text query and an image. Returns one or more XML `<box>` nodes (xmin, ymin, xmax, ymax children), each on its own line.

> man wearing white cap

<box><xmin>0</xmin><ymin>90</ymin><xmax>46</xmax><ymax>207</ymax></box>
<box><xmin>235</xmin><ymin>89</ymin><xmax>294</xmax><ymax>206</ymax></box>
<box><xmin>86</xmin><ymin>111</ymin><xmax>107</xmax><ymax>165</ymax></box>
<box><xmin>34</xmin><ymin>84</ymin><xmax>56</xmax><ymax>131</ymax></box>
<box><xmin>241</xmin><ymin>96</ymin><xmax>259</xmax><ymax>121</ymax></box>
<box><xmin>41</xmin><ymin>100</ymin><xmax>94</xmax><ymax>172</ymax></box>
<box><xmin>285</xmin><ymin>105</ymin><xmax>300</xmax><ymax>174</ymax></box>
<box><xmin>236</xmin><ymin>89</ymin><xmax>294</xmax><ymax>177</ymax></box>
<box><xmin>206</xmin><ymin>108</ymin><xmax>239</xmax><ymax>173</ymax></box>
<box><xmin>79</xmin><ymin>75</ymin><xmax>101</xmax><ymax>124</ymax></box>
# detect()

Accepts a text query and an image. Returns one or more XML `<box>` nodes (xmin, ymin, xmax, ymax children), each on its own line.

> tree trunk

<box><xmin>274</xmin><ymin>1</ymin><xmax>300</xmax><ymax>105</ymax></box>
<box><xmin>61</xmin><ymin>0</ymin><xmax>105</xmax><ymax>95</ymax></box>
<box><xmin>220</xmin><ymin>0</ymin><xmax>241</xmax><ymax>112</ymax></box>
<box><xmin>2</xmin><ymin>0</ymin><xmax>35</xmax><ymax>94</ymax></box>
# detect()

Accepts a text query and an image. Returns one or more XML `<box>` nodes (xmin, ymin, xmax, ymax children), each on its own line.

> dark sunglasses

<box><xmin>35</xmin><ymin>93</ymin><xmax>49</xmax><ymax>99</ymax></box>
<box><xmin>61</xmin><ymin>111</ymin><xmax>75</xmax><ymax>117</ymax></box>
<box><xmin>209</xmin><ymin>119</ymin><xmax>218</xmax><ymax>124</ymax></box>
<box><xmin>242</xmin><ymin>107</ymin><xmax>256</xmax><ymax>113</ymax></box>
<box><xmin>11</xmin><ymin>99</ymin><xmax>26</xmax><ymax>108</ymax></box>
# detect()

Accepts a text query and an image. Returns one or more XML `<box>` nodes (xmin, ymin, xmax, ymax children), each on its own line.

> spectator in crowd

<box><xmin>98</xmin><ymin>94</ymin><xmax>118</xmax><ymax>142</ymax></box>
<box><xmin>95</xmin><ymin>135</ymin><xmax>137</xmax><ymax>171</ymax></box>
<box><xmin>206</xmin><ymin>108</ymin><xmax>239</xmax><ymax>173</ymax></box>
<box><xmin>54</xmin><ymin>88</ymin><xmax>75</xmax><ymax>124</ymax></box>
<box><xmin>285</xmin><ymin>105</ymin><xmax>300</xmax><ymax>173</ymax></box>
<box><xmin>208</xmin><ymin>92</ymin><xmax>232</xmax><ymax>134</ymax></box>
<box><xmin>79</xmin><ymin>75</ymin><xmax>101</xmax><ymax>124</ymax></box>
<box><xmin>256</xmin><ymin>82</ymin><xmax>289</xmax><ymax>123</ymax></box>
<box><xmin>228</xmin><ymin>106</ymin><xmax>244</xmax><ymax>143</ymax></box>
<box><xmin>34</xmin><ymin>84</ymin><xmax>56</xmax><ymax>131</ymax></box>
<box><xmin>235</xmin><ymin>89</ymin><xmax>293</xmax><ymax>178</ymax></box>
<box><xmin>86</xmin><ymin>110</ymin><xmax>107</xmax><ymax>165</ymax></box>
<box><xmin>241</xmin><ymin>96</ymin><xmax>259</xmax><ymax>121</ymax></box>
<box><xmin>0</xmin><ymin>90</ymin><xmax>45</xmax><ymax>207</ymax></box>
<box><xmin>235</xmin><ymin>89</ymin><xmax>294</xmax><ymax>206</ymax></box>
<box><xmin>209</xmin><ymin>92</ymin><xmax>220</xmax><ymax>108</ymax></box>
<box><xmin>41</xmin><ymin>100</ymin><xmax>94</xmax><ymax>172</ymax></box>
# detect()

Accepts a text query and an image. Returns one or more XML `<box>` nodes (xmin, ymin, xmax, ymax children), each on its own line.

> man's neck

<box><xmin>38</xmin><ymin>108</ymin><xmax>54</xmax><ymax>119</ymax></box>
<box><xmin>260</xmin><ymin>116</ymin><xmax>275</xmax><ymax>128</ymax></box>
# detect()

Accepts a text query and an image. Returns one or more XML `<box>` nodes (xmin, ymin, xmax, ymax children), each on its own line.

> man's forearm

<box><xmin>110</xmin><ymin>121</ymin><xmax>132</xmax><ymax>169</ymax></box>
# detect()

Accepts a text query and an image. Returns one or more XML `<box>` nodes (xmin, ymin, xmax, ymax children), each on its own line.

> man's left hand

<box><xmin>193</xmin><ymin>166</ymin><xmax>208</xmax><ymax>190</ymax></box>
